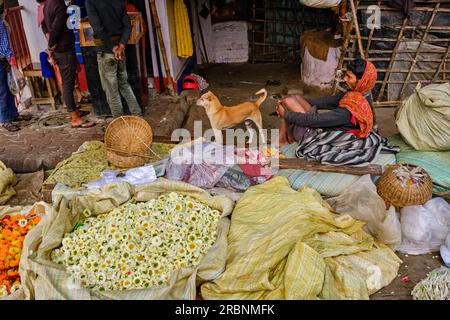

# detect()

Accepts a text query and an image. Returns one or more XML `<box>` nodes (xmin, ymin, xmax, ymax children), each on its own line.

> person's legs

<box><xmin>0</xmin><ymin>62</ymin><xmax>19</xmax><ymax>131</ymax></box>
<box><xmin>117</xmin><ymin>57</ymin><xmax>142</xmax><ymax>117</ymax></box>
<box><xmin>53</xmin><ymin>51</ymin><xmax>93</xmax><ymax>127</ymax></box>
<box><xmin>282</xmin><ymin>95</ymin><xmax>312</xmax><ymax>113</ymax></box>
<box><xmin>98</xmin><ymin>53</ymin><xmax>125</xmax><ymax>118</ymax></box>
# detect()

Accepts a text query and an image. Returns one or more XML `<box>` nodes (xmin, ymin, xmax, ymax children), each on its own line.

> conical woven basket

<box><xmin>377</xmin><ymin>164</ymin><xmax>433</xmax><ymax>209</ymax></box>
<box><xmin>104</xmin><ymin>116</ymin><xmax>153</xmax><ymax>168</ymax></box>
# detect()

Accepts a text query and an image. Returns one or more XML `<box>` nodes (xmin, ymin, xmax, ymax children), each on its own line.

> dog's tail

<box><xmin>255</xmin><ymin>88</ymin><xmax>268</xmax><ymax>108</ymax></box>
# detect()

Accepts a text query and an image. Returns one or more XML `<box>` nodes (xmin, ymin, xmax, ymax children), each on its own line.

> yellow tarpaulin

<box><xmin>201</xmin><ymin>177</ymin><xmax>401</xmax><ymax>300</ymax></box>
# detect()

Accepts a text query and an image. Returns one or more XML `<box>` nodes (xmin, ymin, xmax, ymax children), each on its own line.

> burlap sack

<box><xmin>0</xmin><ymin>161</ymin><xmax>16</xmax><ymax>205</ymax></box>
<box><xmin>21</xmin><ymin>178</ymin><xmax>233</xmax><ymax>300</ymax></box>
<box><xmin>0</xmin><ymin>202</ymin><xmax>50</xmax><ymax>300</ymax></box>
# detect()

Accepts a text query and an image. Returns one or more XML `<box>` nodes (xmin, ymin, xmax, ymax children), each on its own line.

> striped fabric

<box><xmin>277</xmin><ymin>143</ymin><xmax>396</xmax><ymax>197</ymax></box>
<box><xmin>201</xmin><ymin>177</ymin><xmax>401</xmax><ymax>300</ymax></box>
<box><xmin>20</xmin><ymin>179</ymin><xmax>233</xmax><ymax>300</ymax></box>
<box><xmin>295</xmin><ymin>131</ymin><xmax>400</xmax><ymax>166</ymax></box>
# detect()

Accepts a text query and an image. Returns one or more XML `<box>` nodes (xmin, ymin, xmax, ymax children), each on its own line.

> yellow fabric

<box><xmin>175</xmin><ymin>0</ymin><xmax>193</xmax><ymax>58</ymax></box>
<box><xmin>201</xmin><ymin>177</ymin><xmax>401</xmax><ymax>300</ymax></box>
<box><xmin>396</xmin><ymin>83</ymin><xmax>450</xmax><ymax>151</ymax></box>
<box><xmin>0</xmin><ymin>161</ymin><xmax>16</xmax><ymax>205</ymax></box>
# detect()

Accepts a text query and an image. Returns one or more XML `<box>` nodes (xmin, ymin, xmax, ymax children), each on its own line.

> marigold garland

<box><xmin>0</xmin><ymin>211</ymin><xmax>41</xmax><ymax>297</ymax></box>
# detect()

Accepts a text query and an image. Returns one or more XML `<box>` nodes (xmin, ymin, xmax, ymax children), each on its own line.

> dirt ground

<box><xmin>185</xmin><ymin>63</ymin><xmax>399</xmax><ymax>138</ymax></box>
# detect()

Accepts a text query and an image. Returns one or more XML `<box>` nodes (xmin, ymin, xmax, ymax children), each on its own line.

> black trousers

<box><xmin>53</xmin><ymin>51</ymin><xmax>77</xmax><ymax>112</ymax></box>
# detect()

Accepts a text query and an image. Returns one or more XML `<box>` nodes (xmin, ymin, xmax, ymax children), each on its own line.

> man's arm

<box><xmin>85</xmin><ymin>0</ymin><xmax>114</xmax><ymax>51</ymax></box>
<box><xmin>284</xmin><ymin>108</ymin><xmax>353</xmax><ymax>128</ymax></box>
<box><xmin>118</xmin><ymin>2</ymin><xmax>132</xmax><ymax>47</ymax></box>
<box><xmin>47</xmin><ymin>1</ymin><xmax>69</xmax><ymax>49</ymax></box>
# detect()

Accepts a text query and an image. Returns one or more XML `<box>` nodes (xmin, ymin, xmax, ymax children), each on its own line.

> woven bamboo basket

<box><xmin>104</xmin><ymin>116</ymin><xmax>153</xmax><ymax>168</ymax></box>
<box><xmin>377</xmin><ymin>164</ymin><xmax>433</xmax><ymax>209</ymax></box>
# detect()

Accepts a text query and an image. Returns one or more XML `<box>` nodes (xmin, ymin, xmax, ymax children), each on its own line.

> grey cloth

<box><xmin>97</xmin><ymin>52</ymin><xmax>142</xmax><ymax>118</ymax></box>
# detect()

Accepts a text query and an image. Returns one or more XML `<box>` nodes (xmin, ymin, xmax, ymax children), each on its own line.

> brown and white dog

<box><xmin>197</xmin><ymin>89</ymin><xmax>268</xmax><ymax>144</ymax></box>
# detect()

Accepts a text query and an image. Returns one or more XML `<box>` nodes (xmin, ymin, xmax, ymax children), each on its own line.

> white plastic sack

<box><xmin>86</xmin><ymin>165</ymin><xmax>157</xmax><ymax>190</ymax></box>
<box><xmin>327</xmin><ymin>175</ymin><xmax>402</xmax><ymax>249</ymax></box>
<box><xmin>7</xmin><ymin>65</ymin><xmax>26</xmax><ymax>95</ymax></box>
<box><xmin>301</xmin><ymin>46</ymin><xmax>340</xmax><ymax>90</ymax></box>
<box><xmin>440</xmin><ymin>232</ymin><xmax>450</xmax><ymax>267</ymax></box>
<box><xmin>300</xmin><ymin>0</ymin><xmax>341</xmax><ymax>9</ymax></box>
<box><xmin>398</xmin><ymin>198</ymin><xmax>450</xmax><ymax>255</ymax></box>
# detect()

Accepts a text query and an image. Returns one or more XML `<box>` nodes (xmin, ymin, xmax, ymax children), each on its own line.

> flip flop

<box><xmin>71</xmin><ymin>120</ymin><xmax>96</xmax><ymax>128</ymax></box>
<box><xmin>77</xmin><ymin>110</ymin><xmax>91</xmax><ymax>118</ymax></box>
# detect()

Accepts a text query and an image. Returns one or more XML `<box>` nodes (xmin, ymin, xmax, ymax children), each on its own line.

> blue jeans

<box><xmin>0</xmin><ymin>62</ymin><xmax>18</xmax><ymax>123</ymax></box>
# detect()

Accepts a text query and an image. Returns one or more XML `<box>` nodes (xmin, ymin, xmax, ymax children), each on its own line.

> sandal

<box><xmin>13</xmin><ymin>114</ymin><xmax>33</xmax><ymax>122</ymax></box>
<box><xmin>2</xmin><ymin>122</ymin><xmax>20</xmax><ymax>132</ymax></box>
<box><xmin>71</xmin><ymin>120</ymin><xmax>96</xmax><ymax>128</ymax></box>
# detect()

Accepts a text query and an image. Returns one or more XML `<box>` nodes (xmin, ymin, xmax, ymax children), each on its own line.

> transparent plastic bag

<box><xmin>441</xmin><ymin>232</ymin><xmax>450</xmax><ymax>267</ymax></box>
<box><xmin>166</xmin><ymin>141</ymin><xmax>234</xmax><ymax>189</ymax></box>
<box><xmin>7</xmin><ymin>66</ymin><xmax>26</xmax><ymax>95</ymax></box>
<box><xmin>327</xmin><ymin>175</ymin><xmax>402</xmax><ymax>249</ymax></box>
<box><xmin>86</xmin><ymin>165</ymin><xmax>157</xmax><ymax>190</ymax></box>
<box><xmin>216</xmin><ymin>168</ymin><xmax>251</xmax><ymax>192</ymax></box>
<box><xmin>398</xmin><ymin>198</ymin><xmax>450</xmax><ymax>255</ymax></box>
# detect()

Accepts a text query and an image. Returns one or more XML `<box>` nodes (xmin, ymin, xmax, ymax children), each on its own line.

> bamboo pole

<box><xmin>398</xmin><ymin>3</ymin><xmax>440</xmax><ymax>100</ymax></box>
<box><xmin>349</xmin><ymin>0</ymin><xmax>365</xmax><ymax>58</ymax></box>
<box><xmin>149</xmin><ymin>0</ymin><xmax>176</xmax><ymax>96</ymax></box>
<box><xmin>366</xmin><ymin>0</ymin><xmax>381</xmax><ymax>53</ymax></box>
<box><xmin>432</xmin><ymin>43</ymin><xmax>450</xmax><ymax>82</ymax></box>
<box><xmin>376</xmin><ymin>16</ymin><xmax>409</xmax><ymax>101</ymax></box>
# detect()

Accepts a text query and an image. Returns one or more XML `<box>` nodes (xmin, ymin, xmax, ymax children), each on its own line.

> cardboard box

<box><xmin>79</xmin><ymin>12</ymin><xmax>144</xmax><ymax>47</ymax></box>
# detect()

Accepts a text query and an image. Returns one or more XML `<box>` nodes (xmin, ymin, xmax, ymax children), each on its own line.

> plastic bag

<box><xmin>166</xmin><ymin>140</ymin><xmax>234</xmax><ymax>189</ymax></box>
<box><xmin>236</xmin><ymin>148</ymin><xmax>274</xmax><ymax>185</ymax></box>
<box><xmin>7</xmin><ymin>66</ymin><xmax>26</xmax><ymax>95</ymax></box>
<box><xmin>441</xmin><ymin>232</ymin><xmax>450</xmax><ymax>267</ymax></box>
<box><xmin>398</xmin><ymin>198</ymin><xmax>450</xmax><ymax>255</ymax></box>
<box><xmin>299</xmin><ymin>0</ymin><xmax>341</xmax><ymax>9</ymax></box>
<box><xmin>86</xmin><ymin>165</ymin><xmax>157</xmax><ymax>189</ymax></box>
<box><xmin>327</xmin><ymin>175</ymin><xmax>402</xmax><ymax>249</ymax></box>
<box><xmin>216</xmin><ymin>168</ymin><xmax>251</xmax><ymax>192</ymax></box>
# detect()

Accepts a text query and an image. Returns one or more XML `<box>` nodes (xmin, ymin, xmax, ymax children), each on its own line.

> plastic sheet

<box><xmin>216</xmin><ymin>168</ymin><xmax>251</xmax><ymax>192</ymax></box>
<box><xmin>7</xmin><ymin>66</ymin><xmax>26</xmax><ymax>95</ymax></box>
<box><xmin>440</xmin><ymin>232</ymin><xmax>450</xmax><ymax>267</ymax></box>
<box><xmin>327</xmin><ymin>175</ymin><xmax>402</xmax><ymax>249</ymax></box>
<box><xmin>398</xmin><ymin>198</ymin><xmax>450</xmax><ymax>255</ymax></box>
<box><xmin>165</xmin><ymin>141</ymin><xmax>234</xmax><ymax>189</ymax></box>
<box><xmin>86</xmin><ymin>165</ymin><xmax>157</xmax><ymax>189</ymax></box>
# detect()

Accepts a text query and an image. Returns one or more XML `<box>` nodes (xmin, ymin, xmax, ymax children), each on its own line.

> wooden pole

<box><xmin>279</xmin><ymin>159</ymin><xmax>383</xmax><ymax>176</ymax></box>
<box><xmin>149</xmin><ymin>0</ymin><xmax>176</xmax><ymax>96</ymax></box>
<box><xmin>376</xmin><ymin>16</ymin><xmax>408</xmax><ymax>102</ymax></box>
<box><xmin>398</xmin><ymin>3</ymin><xmax>440</xmax><ymax>100</ymax></box>
<box><xmin>349</xmin><ymin>0</ymin><xmax>365</xmax><ymax>58</ymax></box>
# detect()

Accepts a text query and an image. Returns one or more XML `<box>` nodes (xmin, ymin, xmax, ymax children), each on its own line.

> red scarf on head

<box><xmin>339</xmin><ymin>60</ymin><xmax>377</xmax><ymax>138</ymax></box>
